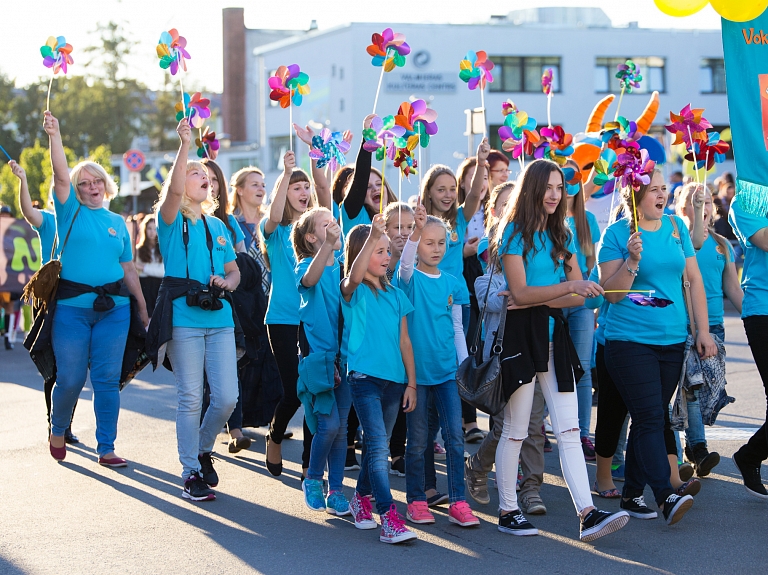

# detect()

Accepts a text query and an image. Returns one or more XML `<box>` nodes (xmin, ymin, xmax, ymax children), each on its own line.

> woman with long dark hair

<box><xmin>135</xmin><ymin>213</ymin><xmax>164</xmax><ymax>318</ymax></box>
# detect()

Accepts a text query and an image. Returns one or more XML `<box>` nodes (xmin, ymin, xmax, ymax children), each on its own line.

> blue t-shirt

<box><xmin>729</xmin><ymin>197</ymin><xmax>768</xmax><ymax>318</ymax></box>
<box><xmin>499</xmin><ymin>223</ymin><xmax>574</xmax><ymax>339</ymax></box>
<box><xmin>438</xmin><ymin>205</ymin><xmax>470</xmax><ymax>305</ymax></box>
<box><xmin>584</xmin><ymin>266</ymin><xmax>609</xmax><ymax>346</ymax></box>
<box><xmin>476</xmin><ymin>235</ymin><xmax>489</xmax><ymax>274</ymax></box>
<box><xmin>342</xmin><ymin>283</ymin><xmax>413</xmax><ymax>383</ymax></box>
<box><xmin>296</xmin><ymin>256</ymin><xmax>344</xmax><ymax>360</ymax></box>
<box><xmin>399</xmin><ymin>268</ymin><xmax>462</xmax><ymax>385</ymax></box>
<box><xmin>340</xmin><ymin>202</ymin><xmax>371</xmax><ymax>238</ymax></box>
<box><xmin>566</xmin><ymin>210</ymin><xmax>601</xmax><ymax>276</ymax></box>
<box><xmin>226</xmin><ymin>214</ymin><xmax>245</xmax><ymax>248</ymax></box>
<box><xmin>54</xmin><ymin>186</ymin><xmax>132</xmax><ymax>308</ymax></box>
<box><xmin>696</xmin><ymin>234</ymin><xmax>734</xmax><ymax>327</ymax></box>
<box><xmin>33</xmin><ymin>210</ymin><xmax>57</xmax><ymax>265</ymax></box>
<box><xmin>260</xmin><ymin>219</ymin><xmax>300</xmax><ymax>325</ymax></box>
<box><xmin>598</xmin><ymin>215</ymin><xmax>695</xmax><ymax>345</ymax></box>
<box><xmin>157</xmin><ymin>211</ymin><xmax>236</xmax><ymax>328</ymax></box>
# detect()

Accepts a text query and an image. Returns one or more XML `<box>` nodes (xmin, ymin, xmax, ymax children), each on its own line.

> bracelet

<box><xmin>407</xmin><ymin>385</ymin><xmax>417</xmax><ymax>390</ymax></box>
<box><xmin>626</xmin><ymin>261</ymin><xmax>639</xmax><ymax>277</ymax></box>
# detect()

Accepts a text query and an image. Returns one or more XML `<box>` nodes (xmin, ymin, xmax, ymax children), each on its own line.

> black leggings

<box><xmin>739</xmin><ymin>315</ymin><xmax>768</xmax><ymax>464</ymax></box>
<box><xmin>390</xmin><ymin>403</ymin><xmax>407</xmax><ymax>459</ymax></box>
<box><xmin>347</xmin><ymin>404</ymin><xmax>359</xmax><ymax>447</ymax></box>
<box><xmin>267</xmin><ymin>324</ymin><xmax>313</xmax><ymax>467</ymax></box>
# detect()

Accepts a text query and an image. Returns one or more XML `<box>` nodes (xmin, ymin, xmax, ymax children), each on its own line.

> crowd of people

<box><xmin>5</xmin><ymin>105</ymin><xmax>768</xmax><ymax>546</ymax></box>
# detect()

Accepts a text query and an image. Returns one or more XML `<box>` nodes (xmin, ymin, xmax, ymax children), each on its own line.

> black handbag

<box><xmin>456</xmin><ymin>256</ymin><xmax>508</xmax><ymax>416</ymax></box>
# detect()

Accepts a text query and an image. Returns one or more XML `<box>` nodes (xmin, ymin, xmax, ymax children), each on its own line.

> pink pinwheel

<box><xmin>541</xmin><ymin>68</ymin><xmax>553</xmax><ymax>96</ymax></box>
<box><xmin>269</xmin><ymin>64</ymin><xmax>311</xmax><ymax>108</ymax></box>
<box><xmin>501</xmin><ymin>101</ymin><xmax>517</xmax><ymax>116</ymax></box>
<box><xmin>613</xmin><ymin>147</ymin><xmax>656</xmax><ymax>191</ymax></box>
<box><xmin>394</xmin><ymin>99</ymin><xmax>439</xmax><ymax>149</ymax></box>
<box><xmin>309</xmin><ymin>129</ymin><xmax>351</xmax><ymax>172</ymax></box>
<box><xmin>685</xmin><ymin>131</ymin><xmax>730</xmax><ymax>171</ymax></box>
<box><xmin>534</xmin><ymin>126</ymin><xmax>574</xmax><ymax>165</ymax></box>
<box><xmin>498</xmin><ymin>108</ymin><xmax>539</xmax><ymax>159</ymax></box>
<box><xmin>366</xmin><ymin>28</ymin><xmax>410</xmax><ymax>71</ymax></box>
<box><xmin>363</xmin><ymin>115</ymin><xmax>407</xmax><ymax>161</ymax></box>
<box><xmin>40</xmin><ymin>36</ymin><xmax>74</xmax><ymax>75</ymax></box>
<box><xmin>459</xmin><ymin>51</ymin><xmax>494</xmax><ymax>90</ymax></box>
<box><xmin>157</xmin><ymin>29</ymin><xmax>190</xmax><ymax>76</ymax></box>
<box><xmin>666</xmin><ymin>104</ymin><xmax>712</xmax><ymax>148</ymax></box>
<box><xmin>188</xmin><ymin>92</ymin><xmax>211</xmax><ymax>128</ymax></box>
<box><xmin>627</xmin><ymin>293</ymin><xmax>673</xmax><ymax>308</ymax></box>
<box><xmin>196</xmin><ymin>127</ymin><xmax>219</xmax><ymax>159</ymax></box>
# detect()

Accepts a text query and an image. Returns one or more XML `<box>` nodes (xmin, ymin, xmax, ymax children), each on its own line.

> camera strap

<box><xmin>182</xmin><ymin>215</ymin><xmax>215</xmax><ymax>280</ymax></box>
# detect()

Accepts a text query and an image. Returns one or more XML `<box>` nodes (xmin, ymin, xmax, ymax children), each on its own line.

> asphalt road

<box><xmin>1</xmin><ymin>309</ymin><xmax>767</xmax><ymax>575</ymax></box>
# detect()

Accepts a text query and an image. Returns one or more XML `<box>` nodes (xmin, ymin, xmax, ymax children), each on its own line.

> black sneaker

<box><xmin>579</xmin><ymin>509</ymin><xmax>629</xmax><ymax>542</ymax></box>
<box><xmin>198</xmin><ymin>452</ymin><xmax>219</xmax><ymax>488</ymax></box>
<box><xmin>389</xmin><ymin>457</ymin><xmax>405</xmax><ymax>477</ymax></box>
<box><xmin>498</xmin><ymin>510</ymin><xmax>538</xmax><ymax>536</ymax></box>
<box><xmin>662</xmin><ymin>494</ymin><xmax>693</xmax><ymax>525</ymax></box>
<box><xmin>345</xmin><ymin>449</ymin><xmax>361</xmax><ymax>471</ymax></box>
<box><xmin>183</xmin><ymin>472</ymin><xmax>215</xmax><ymax>501</ymax></box>
<box><xmin>691</xmin><ymin>443</ymin><xmax>720</xmax><ymax>477</ymax></box>
<box><xmin>620</xmin><ymin>495</ymin><xmax>658</xmax><ymax>519</ymax></box>
<box><xmin>733</xmin><ymin>450</ymin><xmax>768</xmax><ymax>500</ymax></box>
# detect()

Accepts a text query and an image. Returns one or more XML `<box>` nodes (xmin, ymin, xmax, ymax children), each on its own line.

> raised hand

<box><xmin>42</xmin><ymin>111</ymin><xmax>60</xmax><ymax>136</ymax></box>
<box><xmin>476</xmin><ymin>137</ymin><xmax>490</xmax><ymax>161</ymax></box>
<box><xmin>370</xmin><ymin>213</ymin><xmax>386</xmax><ymax>240</ymax></box>
<box><xmin>9</xmin><ymin>160</ymin><xmax>26</xmax><ymax>181</ymax></box>
<box><xmin>627</xmin><ymin>231</ymin><xmax>643</xmax><ymax>263</ymax></box>
<box><xmin>283</xmin><ymin>150</ymin><xmax>296</xmax><ymax>173</ymax></box>
<box><xmin>293</xmin><ymin>123</ymin><xmax>314</xmax><ymax>147</ymax></box>
<box><xmin>414</xmin><ymin>204</ymin><xmax>427</xmax><ymax>230</ymax></box>
<box><xmin>177</xmin><ymin>118</ymin><xmax>191</xmax><ymax>145</ymax></box>
<box><xmin>325</xmin><ymin>220</ymin><xmax>341</xmax><ymax>246</ymax></box>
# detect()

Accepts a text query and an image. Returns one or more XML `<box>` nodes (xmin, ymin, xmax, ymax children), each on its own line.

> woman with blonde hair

<box><xmin>43</xmin><ymin>111</ymin><xmax>148</xmax><ymax>467</ymax></box>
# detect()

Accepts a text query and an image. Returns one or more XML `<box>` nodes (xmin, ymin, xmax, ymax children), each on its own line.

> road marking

<box><xmin>706</xmin><ymin>427</ymin><xmax>760</xmax><ymax>441</ymax></box>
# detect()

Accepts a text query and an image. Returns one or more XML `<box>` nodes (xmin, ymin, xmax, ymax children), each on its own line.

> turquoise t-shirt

<box><xmin>157</xmin><ymin>211</ymin><xmax>236</xmax><ymax>328</ymax></box>
<box><xmin>226</xmin><ymin>214</ymin><xmax>245</xmax><ymax>248</ymax></box>
<box><xmin>342</xmin><ymin>283</ymin><xmax>413</xmax><ymax>383</ymax></box>
<box><xmin>476</xmin><ymin>235</ymin><xmax>489</xmax><ymax>274</ymax></box>
<box><xmin>598</xmin><ymin>215</ymin><xmax>695</xmax><ymax>345</ymax></box>
<box><xmin>33</xmin><ymin>210</ymin><xmax>57</xmax><ymax>265</ymax></box>
<box><xmin>438</xmin><ymin>205</ymin><xmax>470</xmax><ymax>305</ymax></box>
<box><xmin>696</xmin><ymin>234</ymin><xmax>734</xmax><ymax>327</ymax></box>
<box><xmin>295</xmin><ymin>256</ymin><xmax>344</xmax><ymax>360</ymax></box>
<box><xmin>340</xmin><ymin>202</ymin><xmax>371</xmax><ymax>238</ymax></box>
<box><xmin>399</xmin><ymin>268</ymin><xmax>462</xmax><ymax>385</ymax></box>
<box><xmin>54</xmin><ymin>186</ymin><xmax>132</xmax><ymax>308</ymax></box>
<box><xmin>260</xmin><ymin>219</ymin><xmax>300</xmax><ymax>325</ymax></box>
<box><xmin>566</xmin><ymin>210</ymin><xmax>601</xmax><ymax>276</ymax></box>
<box><xmin>584</xmin><ymin>266</ymin><xmax>609</xmax><ymax>346</ymax></box>
<box><xmin>729</xmin><ymin>197</ymin><xmax>768</xmax><ymax>318</ymax></box>
<box><xmin>499</xmin><ymin>222</ymin><xmax>574</xmax><ymax>339</ymax></box>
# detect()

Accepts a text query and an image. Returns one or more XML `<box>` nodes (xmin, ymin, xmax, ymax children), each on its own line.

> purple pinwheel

<box><xmin>309</xmin><ymin>129</ymin><xmax>351</xmax><ymax>172</ymax></box>
<box><xmin>613</xmin><ymin>147</ymin><xmax>656</xmax><ymax>191</ymax></box>
<box><xmin>666</xmin><ymin>104</ymin><xmax>712</xmax><ymax>148</ymax></box>
<box><xmin>615</xmin><ymin>60</ymin><xmax>643</xmax><ymax>93</ymax></box>
<box><xmin>601</xmin><ymin>116</ymin><xmax>640</xmax><ymax>151</ymax></box>
<box><xmin>627</xmin><ymin>293</ymin><xmax>674</xmax><ymax>308</ymax></box>
<box><xmin>362</xmin><ymin>115</ymin><xmax>407</xmax><ymax>161</ymax></box>
<box><xmin>394</xmin><ymin>99</ymin><xmax>438</xmax><ymax>149</ymax></box>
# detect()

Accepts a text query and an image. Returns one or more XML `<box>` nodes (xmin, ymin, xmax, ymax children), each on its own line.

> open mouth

<box><xmin>202</xmin><ymin>181</ymin><xmax>209</xmax><ymax>190</ymax></box>
<box><xmin>298</xmin><ymin>197</ymin><xmax>309</xmax><ymax>208</ymax></box>
<box><xmin>655</xmin><ymin>201</ymin><xmax>664</xmax><ymax>210</ymax></box>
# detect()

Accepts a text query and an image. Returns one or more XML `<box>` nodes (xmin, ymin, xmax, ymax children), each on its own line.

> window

<box><xmin>270</xmin><ymin>136</ymin><xmax>290</xmax><ymax>171</ymax></box>
<box><xmin>489</xmin><ymin>56</ymin><xmax>561</xmax><ymax>93</ymax></box>
<box><xmin>230</xmin><ymin>157</ymin><xmax>259</xmax><ymax>173</ymax></box>
<box><xmin>700</xmin><ymin>58</ymin><xmax>726</xmax><ymax>94</ymax></box>
<box><xmin>594</xmin><ymin>57</ymin><xmax>666</xmax><ymax>93</ymax></box>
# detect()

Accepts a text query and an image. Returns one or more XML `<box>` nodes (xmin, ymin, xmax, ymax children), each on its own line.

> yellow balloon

<box><xmin>653</xmin><ymin>0</ymin><xmax>708</xmax><ymax>17</ymax></box>
<box><xmin>710</xmin><ymin>0</ymin><xmax>768</xmax><ymax>21</ymax></box>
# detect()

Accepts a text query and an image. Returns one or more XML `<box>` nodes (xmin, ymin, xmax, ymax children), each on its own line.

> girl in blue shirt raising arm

<box><xmin>342</xmin><ymin>217</ymin><xmax>418</xmax><ymax>544</ymax></box>
<box><xmin>599</xmin><ymin>169</ymin><xmax>716</xmax><ymax>525</ymax></box>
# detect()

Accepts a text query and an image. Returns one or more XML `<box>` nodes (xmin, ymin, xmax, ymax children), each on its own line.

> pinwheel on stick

<box><xmin>157</xmin><ymin>29</ymin><xmax>191</xmax><ymax>117</ymax></box>
<box><xmin>363</xmin><ymin>115</ymin><xmax>406</xmax><ymax>212</ymax></box>
<box><xmin>269</xmin><ymin>64</ymin><xmax>311</xmax><ymax>151</ymax></box>
<box><xmin>459</xmin><ymin>51</ymin><xmax>494</xmax><ymax>138</ymax></box>
<box><xmin>367</xmin><ymin>28</ymin><xmax>410</xmax><ymax>115</ymax></box>
<box><xmin>40</xmin><ymin>35</ymin><xmax>74</xmax><ymax>112</ymax></box>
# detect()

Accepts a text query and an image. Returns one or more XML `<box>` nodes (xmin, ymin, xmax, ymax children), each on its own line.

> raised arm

<box><xmin>294</xmin><ymin>123</ymin><xmax>331</xmax><ymax>210</ymax></box>
<box><xmin>159</xmin><ymin>118</ymin><xmax>192</xmax><ymax>225</ymax></box>
<box><xmin>264</xmin><ymin>150</ymin><xmax>295</xmax><ymax>236</ymax></box>
<box><xmin>690</xmin><ymin>186</ymin><xmax>705</xmax><ymax>250</ymax></box>
<box><xmin>43</xmin><ymin>112</ymin><xmax>71</xmax><ymax>204</ymax></box>
<box><xmin>342</xmin><ymin>115</ymin><xmax>376</xmax><ymax>219</ymax></box>
<box><xmin>463</xmin><ymin>138</ymin><xmax>490</xmax><ymax>221</ymax></box>
<box><xmin>301</xmin><ymin>220</ymin><xmax>341</xmax><ymax>288</ymax></box>
<box><xmin>11</xmin><ymin>161</ymin><xmax>42</xmax><ymax>228</ymax></box>
<box><xmin>341</xmin><ymin>214</ymin><xmax>385</xmax><ymax>299</ymax></box>
<box><xmin>399</xmin><ymin>204</ymin><xmax>426</xmax><ymax>283</ymax></box>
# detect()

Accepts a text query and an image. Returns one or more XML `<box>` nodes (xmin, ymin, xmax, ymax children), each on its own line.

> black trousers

<box><xmin>389</xmin><ymin>403</ymin><xmax>407</xmax><ymax>459</ymax></box>
<box><xmin>594</xmin><ymin>344</ymin><xmax>628</xmax><ymax>459</ymax></box>
<box><xmin>738</xmin><ymin>315</ymin><xmax>768</xmax><ymax>464</ymax></box>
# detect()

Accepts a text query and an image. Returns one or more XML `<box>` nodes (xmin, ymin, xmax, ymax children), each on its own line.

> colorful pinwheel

<box><xmin>393</xmin><ymin>148</ymin><xmax>418</xmax><ymax>178</ymax></box>
<box><xmin>309</xmin><ymin>129</ymin><xmax>351</xmax><ymax>172</ymax></box>
<box><xmin>666</xmin><ymin>104</ymin><xmax>712</xmax><ymax>148</ymax></box>
<box><xmin>615</xmin><ymin>60</ymin><xmax>643</xmax><ymax>93</ymax></box>
<box><xmin>175</xmin><ymin>93</ymin><xmax>192</xmax><ymax>121</ymax></box>
<box><xmin>394</xmin><ymin>100</ymin><xmax>439</xmax><ymax>149</ymax></box>
<box><xmin>501</xmin><ymin>100</ymin><xmax>517</xmax><ymax>116</ymax></box>
<box><xmin>188</xmin><ymin>92</ymin><xmax>211</xmax><ymax>128</ymax></box>
<box><xmin>613</xmin><ymin>147</ymin><xmax>656</xmax><ymax>191</ymax></box>
<box><xmin>601</xmin><ymin>116</ymin><xmax>641</xmax><ymax>152</ymax></box>
<box><xmin>156</xmin><ymin>29</ymin><xmax>190</xmax><ymax>76</ymax></box>
<box><xmin>459</xmin><ymin>51</ymin><xmax>494</xmax><ymax>90</ymax></box>
<box><xmin>362</xmin><ymin>115</ymin><xmax>407</xmax><ymax>161</ymax></box>
<box><xmin>41</xmin><ymin>36</ymin><xmax>74</xmax><ymax>75</ymax></box>
<box><xmin>534</xmin><ymin>126</ymin><xmax>574</xmax><ymax>166</ymax></box>
<box><xmin>498</xmin><ymin>108</ymin><xmax>539</xmax><ymax>159</ymax></box>
<box><xmin>627</xmin><ymin>293</ymin><xmax>673</xmax><ymax>308</ymax></box>
<box><xmin>562</xmin><ymin>166</ymin><xmax>582</xmax><ymax>186</ymax></box>
<box><xmin>269</xmin><ymin>64</ymin><xmax>311</xmax><ymax>108</ymax></box>
<box><xmin>366</xmin><ymin>28</ymin><xmax>410</xmax><ymax>71</ymax></box>
<box><xmin>541</xmin><ymin>68</ymin><xmax>553</xmax><ymax>96</ymax></box>
<box><xmin>196</xmin><ymin>127</ymin><xmax>219</xmax><ymax>159</ymax></box>
<box><xmin>592</xmin><ymin>148</ymin><xmax>619</xmax><ymax>197</ymax></box>
<box><xmin>685</xmin><ymin>131</ymin><xmax>730</xmax><ymax>170</ymax></box>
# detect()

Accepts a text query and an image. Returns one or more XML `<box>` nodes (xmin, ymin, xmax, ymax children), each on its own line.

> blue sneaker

<box><xmin>325</xmin><ymin>490</ymin><xmax>351</xmax><ymax>516</ymax></box>
<box><xmin>611</xmin><ymin>464</ymin><xmax>625</xmax><ymax>482</ymax></box>
<box><xmin>302</xmin><ymin>478</ymin><xmax>325</xmax><ymax>511</ymax></box>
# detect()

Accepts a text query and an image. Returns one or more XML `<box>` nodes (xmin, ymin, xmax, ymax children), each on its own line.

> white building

<box><xmin>220</xmin><ymin>7</ymin><xmax>729</xmax><ymax>201</ymax></box>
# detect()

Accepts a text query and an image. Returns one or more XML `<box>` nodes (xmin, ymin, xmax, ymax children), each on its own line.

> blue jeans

<box><xmin>307</xmin><ymin>371</ymin><xmax>351</xmax><ymax>493</ymax></box>
<box><xmin>684</xmin><ymin>323</ymin><xmax>725</xmax><ymax>449</ymax></box>
<box><xmin>349</xmin><ymin>372</ymin><xmax>403</xmax><ymax>515</ymax></box>
<box><xmin>167</xmin><ymin>327</ymin><xmax>239</xmax><ymax>480</ymax></box>
<box><xmin>51</xmin><ymin>303</ymin><xmax>130</xmax><ymax>456</ymax></box>
<box><xmin>606</xmin><ymin>340</ymin><xmax>684</xmax><ymax>506</ymax></box>
<box><xmin>424</xmin><ymin>397</ymin><xmax>440</xmax><ymax>492</ymax></box>
<box><xmin>406</xmin><ymin>381</ymin><xmax>465</xmax><ymax>503</ymax></box>
<box><xmin>562</xmin><ymin>305</ymin><xmax>595</xmax><ymax>438</ymax></box>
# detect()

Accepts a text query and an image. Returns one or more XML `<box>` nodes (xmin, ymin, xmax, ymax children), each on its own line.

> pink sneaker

<box><xmin>381</xmin><ymin>505</ymin><xmax>418</xmax><ymax>544</ymax></box>
<box><xmin>433</xmin><ymin>441</ymin><xmax>447</xmax><ymax>461</ymax></box>
<box><xmin>449</xmin><ymin>500</ymin><xmax>480</xmax><ymax>527</ymax></box>
<box><xmin>350</xmin><ymin>492</ymin><xmax>377</xmax><ymax>530</ymax></box>
<box><xmin>406</xmin><ymin>500</ymin><xmax>435</xmax><ymax>524</ymax></box>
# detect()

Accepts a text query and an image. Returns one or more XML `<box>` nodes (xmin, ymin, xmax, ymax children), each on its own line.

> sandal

<box><xmin>592</xmin><ymin>481</ymin><xmax>621</xmax><ymax>498</ymax></box>
<box><xmin>265</xmin><ymin>435</ymin><xmax>283</xmax><ymax>477</ymax></box>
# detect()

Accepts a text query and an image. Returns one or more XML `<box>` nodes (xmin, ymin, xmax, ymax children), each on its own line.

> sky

<box><xmin>2</xmin><ymin>0</ymin><xmax>722</xmax><ymax>93</ymax></box>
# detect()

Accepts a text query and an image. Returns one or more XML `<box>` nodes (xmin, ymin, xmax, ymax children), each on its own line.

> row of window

<box><xmin>488</xmin><ymin>56</ymin><xmax>726</xmax><ymax>95</ymax></box>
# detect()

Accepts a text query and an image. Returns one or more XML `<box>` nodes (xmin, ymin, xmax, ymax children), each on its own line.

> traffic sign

<box><xmin>123</xmin><ymin>149</ymin><xmax>146</xmax><ymax>172</ymax></box>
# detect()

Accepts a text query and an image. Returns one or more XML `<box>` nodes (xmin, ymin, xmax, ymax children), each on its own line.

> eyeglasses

<box><xmin>490</xmin><ymin>168</ymin><xmax>510</xmax><ymax>174</ymax></box>
<box><xmin>77</xmin><ymin>178</ymin><xmax>104</xmax><ymax>189</ymax></box>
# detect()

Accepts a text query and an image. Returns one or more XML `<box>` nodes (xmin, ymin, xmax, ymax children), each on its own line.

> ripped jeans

<box><xmin>496</xmin><ymin>345</ymin><xmax>594</xmax><ymax>514</ymax></box>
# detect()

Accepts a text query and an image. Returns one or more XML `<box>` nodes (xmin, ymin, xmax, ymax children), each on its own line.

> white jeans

<box><xmin>167</xmin><ymin>326</ymin><xmax>239</xmax><ymax>480</ymax></box>
<box><xmin>496</xmin><ymin>345</ymin><xmax>593</xmax><ymax>514</ymax></box>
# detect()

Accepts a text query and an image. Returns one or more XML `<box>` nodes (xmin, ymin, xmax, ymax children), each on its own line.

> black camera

<box><xmin>186</xmin><ymin>284</ymin><xmax>224</xmax><ymax>311</ymax></box>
